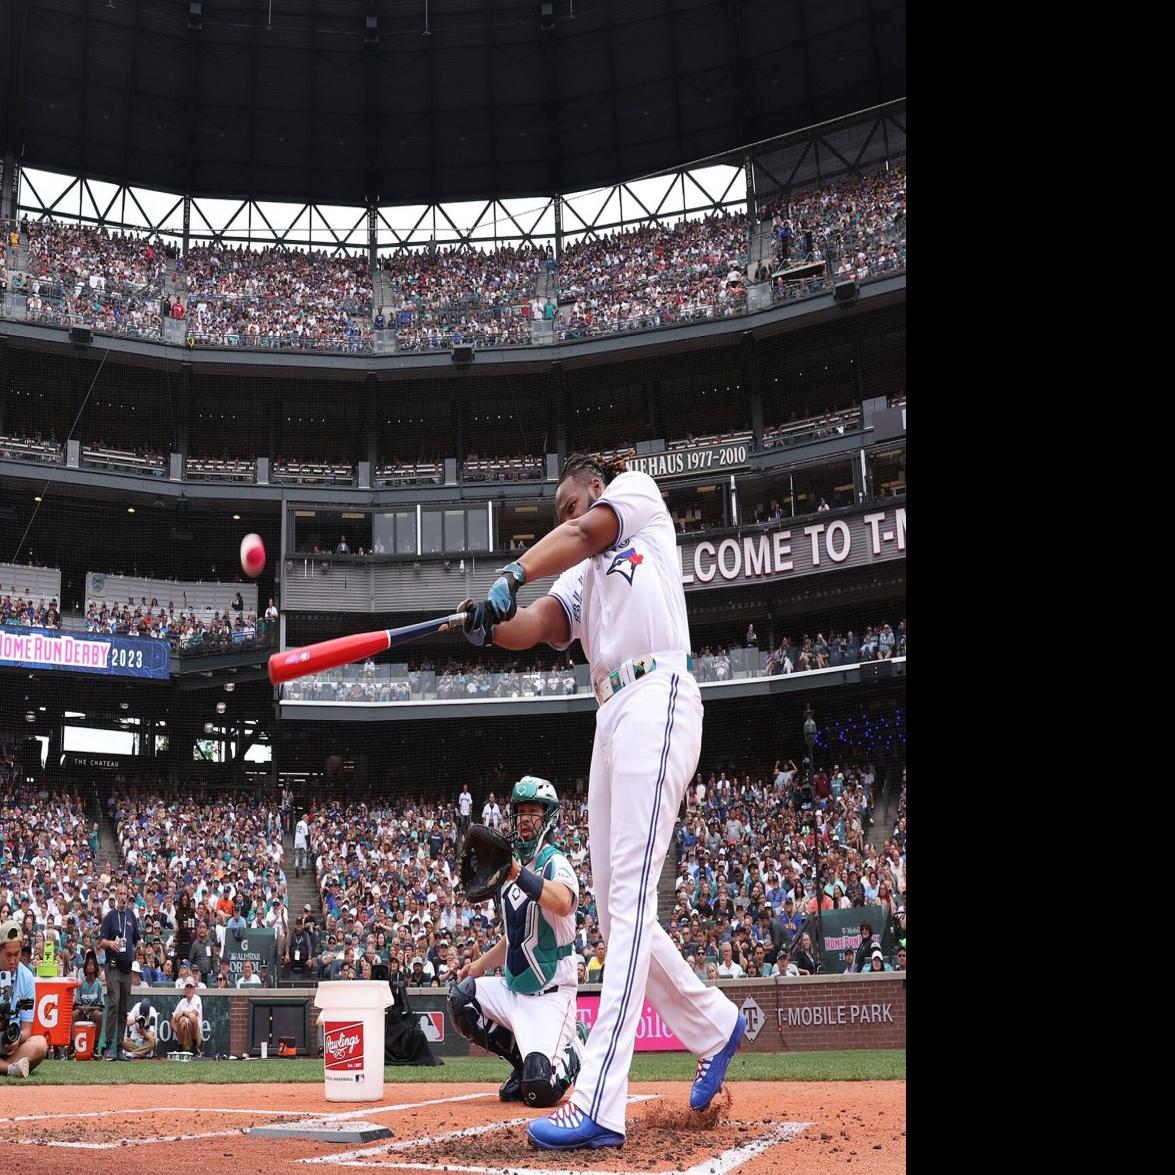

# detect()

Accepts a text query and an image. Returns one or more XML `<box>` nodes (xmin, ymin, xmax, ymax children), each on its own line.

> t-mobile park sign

<box><xmin>678</xmin><ymin>507</ymin><xmax>905</xmax><ymax>589</ymax></box>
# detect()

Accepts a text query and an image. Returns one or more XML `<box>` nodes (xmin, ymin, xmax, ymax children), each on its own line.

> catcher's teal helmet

<box><xmin>507</xmin><ymin>776</ymin><xmax>560</xmax><ymax>860</ymax></box>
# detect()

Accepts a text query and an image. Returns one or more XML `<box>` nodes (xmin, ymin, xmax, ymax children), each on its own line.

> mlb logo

<box><xmin>324</xmin><ymin>1021</ymin><xmax>365</xmax><ymax>1071</ymax></box>
<box><xmin>419</xmin><ymin>1012</ymin><xmax>445</xmax><ymax>1042</ymax></box>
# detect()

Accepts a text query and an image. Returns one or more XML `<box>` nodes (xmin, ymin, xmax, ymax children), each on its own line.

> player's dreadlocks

<box><xmin>558</xmin><ymin>451</ymin><xmax>630</xmax><ymax>486</ymax></box>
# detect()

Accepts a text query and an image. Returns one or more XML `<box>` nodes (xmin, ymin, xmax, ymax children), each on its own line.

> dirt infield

<box><xmin>0</xmin><ymin>1080</ymin><xmax>904</xmax><ymax>1174</ymax></box>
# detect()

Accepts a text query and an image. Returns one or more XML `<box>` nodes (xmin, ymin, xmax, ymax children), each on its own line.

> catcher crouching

<box><xmin>449</xmin><ymin>777</ymin><xmax>589</xmax><ymax>1108</ymax></box>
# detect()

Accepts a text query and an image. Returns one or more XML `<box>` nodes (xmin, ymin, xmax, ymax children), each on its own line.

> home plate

<box><xmin>249</xmin><ymin>1119</ymin><xmax>394</xmax><ymax>1143</ymax></box>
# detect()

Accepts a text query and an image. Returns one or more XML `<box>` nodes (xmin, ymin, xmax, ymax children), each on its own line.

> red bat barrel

<box><xmin>267</xmin><ymin>614</ymin><xmax>467</xmax><ymax>686</ymax></box>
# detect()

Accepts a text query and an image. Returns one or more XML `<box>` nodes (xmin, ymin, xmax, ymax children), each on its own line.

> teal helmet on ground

<box><xmin>507</xmin><ymin>776</ymin><xmax>560</xmax><ymax>859</ymax></box>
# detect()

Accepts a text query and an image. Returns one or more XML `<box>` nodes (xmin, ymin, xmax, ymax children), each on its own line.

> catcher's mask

<box><xmin>504</xmin><ymin>776</ymin><xmax>560</xmax><ymax>860</ymax></box>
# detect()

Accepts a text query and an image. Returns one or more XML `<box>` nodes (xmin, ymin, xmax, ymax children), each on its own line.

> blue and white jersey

<box><xmin>547</xmin><ymin>470</ymin><xmax>691</xmax><ymax>683</ymax></box>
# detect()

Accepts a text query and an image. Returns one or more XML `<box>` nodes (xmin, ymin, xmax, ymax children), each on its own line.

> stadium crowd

<box><xmin>17</xmin><ymin>218</ymin><xmax>174</xmax><ymax>341</ymax></box>
<box><xmin>301</xmin><ymin>753</ymin><xmax>905</xmax><ymax>988</ymax></box>
<box><xmin>1</xmin><ymin>593</ymin><xmax>61</xmax><ymax>629</ymax></box>
<box><xmin>182</xmin><ymin>242</ymin><xmax>372</xmax><ymax>352</ymax></box>
<box><xmin>4</xmin><ymin>160</ymin><xmax>906</xmax><ymax>355</ymax></box>
<box><xmin>0</xmin><ymin>727</ymin><xmax>904</xmax><ymax>1063</ymax></box>
<box><xmin>378</xmin><ymin>243</ymin><xmax>542</xmax><ymax>351</ymax></box>
<box><xmin>283</xmin><ymin>620</ymin><xmax>907</xmax><ymax>704</ymax></box>
<box><xmin>554</xmin><ymin>210</ymin><xmax>749</xmax><ymax>339</ymax></box>
<box><xmin>764</xmin><ymin>164</ymin><xmax>907</xmax><ymax>299</ymax></box>
<box><xmin>83</xmin><ymin>600</ymin><xmax>276</xmax><ymax>654</ymax></box>
<box><xmin>0</xmin><ymin>776</ymin><xmax>291</xmax><ymax>989</ymax></box>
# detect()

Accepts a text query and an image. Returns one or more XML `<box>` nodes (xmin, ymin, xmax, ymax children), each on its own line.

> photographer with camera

<box><xmin>121</xmin><ymin>989</ymin><xmax>157</xmax><ymax>1059</ymax></box>
<box><xmin>0</xmin><ymin>920</ymin><xmax>47</xmax><ymax>1078</ymax></box>
<box><xmin>97</xmin><ymin>882</ymin><xmax>140</xmax><ymax>1062</ymax></box>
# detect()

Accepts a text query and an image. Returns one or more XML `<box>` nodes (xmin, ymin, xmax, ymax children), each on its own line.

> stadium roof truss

<box><xmin>10</xmin><ymin>99</ymin><xmax>903</xmax><ymax>259</ymax></box>
<box><xmin>0</xmin><ymin>1</ymin><xmax>906</xmax><ymax>210</ymax></box>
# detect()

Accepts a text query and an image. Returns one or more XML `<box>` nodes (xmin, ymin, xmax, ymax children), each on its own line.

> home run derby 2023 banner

<box><xmin>0</xmin><ymin>626</ymin><xmax>170</xmax><ymax>680</ymax></box>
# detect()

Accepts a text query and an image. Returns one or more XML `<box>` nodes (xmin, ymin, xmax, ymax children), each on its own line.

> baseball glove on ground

<box><xmin>459</xmin><ymin>824</ymin><xmax>514</xmax><ymax>903</ymax></box>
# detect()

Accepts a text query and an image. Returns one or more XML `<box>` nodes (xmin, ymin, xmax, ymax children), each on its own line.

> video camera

<box><xmin>0</xmin><ymin>970</ymin><xmax>34</xmax><ymax>1049</ymax></box>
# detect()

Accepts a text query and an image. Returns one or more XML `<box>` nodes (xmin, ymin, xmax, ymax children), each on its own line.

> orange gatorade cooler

<box><xmin>33</xmin><ymin>978</ymin><xmax>79</xmax><ymax>1046</ymax></box>
<box><xmin>73</xmin><ymin>1021</ymin><xmax>97</xmax><ymax>1060</ymax></box>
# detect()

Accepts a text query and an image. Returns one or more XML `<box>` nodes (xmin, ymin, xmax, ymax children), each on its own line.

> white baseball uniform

<box><xmin>546</xmin><ymin>470</ymin><xmax>740</xmax><ymax>1135</ymax></box>
<box><xmin>474</xmin><ymin>844</ymin><xmax>582</xmax><ymax>1080</ymax></box>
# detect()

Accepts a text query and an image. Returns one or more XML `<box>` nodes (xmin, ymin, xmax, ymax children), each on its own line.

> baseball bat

<box><xmin>267</xmin><ymin>612</ymin><xmax>468</xmax><ymax>685</ymax></box>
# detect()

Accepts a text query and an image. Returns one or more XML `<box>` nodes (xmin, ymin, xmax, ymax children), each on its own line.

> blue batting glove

<box><xmin>483</xmin><ymin>561</ymin><xmax>526</xmax><ymax>625</ymax></box>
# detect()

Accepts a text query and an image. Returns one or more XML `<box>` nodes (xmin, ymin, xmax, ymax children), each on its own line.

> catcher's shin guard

<box><xmin>447</xmin><ymin>977</ymin><xmax>523</xmax><ymax>1069</ymax></box>
<box><xmin>521</xmin><ymin>1051</ymin><xmax>560</xmax><ymax>1108</ymax></box>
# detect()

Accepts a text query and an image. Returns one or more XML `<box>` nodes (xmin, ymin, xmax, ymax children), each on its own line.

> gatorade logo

<box><xmin>37</xmin><ymin>993</ymin><xmax>59</xmax><ymax>1029</ymax></box>
<box><xmin>324</xmin><ymin>1021</ymin><xmax>364</xmax><ymax>1071</ymax></box>
<box><xmin>74</xmin><ymin>1027</ymin><xmax>87</xmax><ymax>1052</ymax></box>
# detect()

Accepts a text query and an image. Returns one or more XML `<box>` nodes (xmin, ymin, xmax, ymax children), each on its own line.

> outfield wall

<box><xmin>124</xmin><ymin>973</ymin><xmax>905</xmax><ymax>1059</ymax></box>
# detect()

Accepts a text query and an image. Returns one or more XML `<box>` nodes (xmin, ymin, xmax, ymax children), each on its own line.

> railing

<box><xmin>760</xmin><ymin>410</ymin><xmax>863</xmax><ymax>451</ymax></box>
<box><xmin>374</xmin><ymin>463</ymin><xmax>443</xmax><ymax>487</ymax></box>
<box><xmin>81</xmin><ymin>445</ymin><xmax>167</xmax><ymax>477</ymax></box>
<box><xmin>273</xmin><ymin>462</ymin><xmax>355</xmax><ymax>487</ymax></box>
<box><xmin>185</xmin><ymin>457</ymin><xmax>256</xmax><ymax>483</ymax></box>
<box><xmin>669</xmin><ymin>430</ymin><xmax>754</xmax><ymax>452</ymax></box>
<box><xmin>462</xmin><ymin>456</ymin><xmax>543</xmax><ymax>483</ymax></box>
<box><xmin>171</xmin><ymin>617</ymin><xmax>277</xmax><ymax>657</ymax></box>
<box><xmin>280</xmin><ymin>649</ymin><xmax>908</xmax><ymax>705</ymax></box>
<box><xmin>554</xmin><ymin>293</ymin><xmax>749</xmax><ymax>341</ymax></box>
<box><xmin>283</xmin><ymin>666</ymin><xmax>580</xmax><ymax>703</ymax></box>
<box><xmin>2</xmin><ymin>254</ymin><xmax>903</xmax><ymax>355</ymax></box>
<box><xmin>0</xmin><ymin>434</ymin><xmax>62</xmax><ymax>464</ymax></box>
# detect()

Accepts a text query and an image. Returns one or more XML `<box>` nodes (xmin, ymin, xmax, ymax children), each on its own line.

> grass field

<box><xmin>10</xmin><ymin>1050</ymin><xmax>904</xmax><ymax>1085</ymax></box>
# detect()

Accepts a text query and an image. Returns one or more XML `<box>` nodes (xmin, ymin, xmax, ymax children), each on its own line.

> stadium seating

<box><xmin>83</xmin><ymin>573</ymin><xmax>256</xmax><ymax>617</ymax></box>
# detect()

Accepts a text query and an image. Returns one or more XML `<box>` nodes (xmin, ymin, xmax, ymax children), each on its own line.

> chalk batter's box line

<box><xmin>5</xmin><ymin>1091</ymin><xmax>493</xmax><ymax>1125</ymax></box>
<box><xmin>4</xmin><ymin>1091</ymin><xmax>498</xmax><ymax>1149</ymax></box>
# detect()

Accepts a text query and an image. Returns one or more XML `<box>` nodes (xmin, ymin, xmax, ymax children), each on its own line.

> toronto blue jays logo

<box><xmin>607</xmin><ymin>546</ymin><xmax>644</xmax><ymax>585</ymax></box>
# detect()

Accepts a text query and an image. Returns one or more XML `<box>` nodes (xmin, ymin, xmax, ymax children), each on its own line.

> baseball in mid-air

<box><xmin>240</xmin><ymin>532</ymin><xmax>266</xmax><ymax>577</ymax></box>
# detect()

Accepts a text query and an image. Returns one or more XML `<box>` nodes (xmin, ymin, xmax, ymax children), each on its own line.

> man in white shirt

<box><xmin>458</xmin><ymin>785</ymin><xmax>473</xmax><ymax>835</ymax></box>
<box><xmin>715</xmin><ymin>943</ymin><xmax>745</xmax><ymax>979</ymax></box>
<box><xmin>236</xmin><ymin>960</ymin><xmax>262</xmax><ymax>988</ymax></box>
<box><xmin>481</xmin><ymin>793</ymin><xmax>501</xmax><ymax>830</ymax></box>
<box><xmin>171</xmin><ymin>979</ymin><xmax>204</xmax><ymax>1056</ymax></box>
<box><xmin>294</xmin><ymin>814</ymin><xmax>309</xmax><ymax>878</ymax></box>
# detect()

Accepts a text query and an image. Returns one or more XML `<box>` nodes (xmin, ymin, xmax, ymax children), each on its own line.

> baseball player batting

<box><xmin>448</xmin><ymin>777</ymin><xmax>589</xmax><ymax>1107</ymax></box>
<box><xmin>457</xmin><ymin>453</ymin><xmax>743</xmax><ymax>1152</ymax></box>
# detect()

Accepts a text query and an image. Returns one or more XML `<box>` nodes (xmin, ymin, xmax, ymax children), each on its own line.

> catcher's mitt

<box><xmin>459</xmin><ymin>824</ymin><xmax>514</xmax><ymax>903</ymax></box>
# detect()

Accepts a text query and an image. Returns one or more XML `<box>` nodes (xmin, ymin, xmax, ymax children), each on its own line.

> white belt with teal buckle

<box><xmin>593</xmin><ymin>653</ymin><xmax>694</xmax><ymax>706</ymax></box>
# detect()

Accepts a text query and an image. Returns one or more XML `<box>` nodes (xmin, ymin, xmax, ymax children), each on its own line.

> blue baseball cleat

<box><xmin>690</xmin><ymin>1012</ymin><xmax>746</xmax><ymax>1111</ymax></box>
<box><xmin>527</xmin><ymin>1103</ymin><xmax>625</xmax><ymax>1151</ymax></box>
